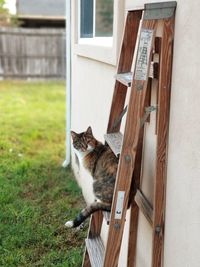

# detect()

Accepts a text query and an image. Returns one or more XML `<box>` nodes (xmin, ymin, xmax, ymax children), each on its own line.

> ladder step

<box><xmin>115</xmin><ymin>72</ymin><xmax>132</xmax><ymax>87</ymax></box>
<box><xmin>116</xmin><ymin>63</ymin><xmax>157</xmax><ymax>87</ymax></box>
<box><xmin>135</xmin><ymin>189</ymin><xmax>153</xmax><ymax>226</ymax></box>
<box><xmin>85</xmin><ymin>237</ymin><xmax>105</xmax><ymax>267</ymax></box>
<box><xmin>104</xmin><ymin>132</ymin><xmax>123</xmax><ymax>156</ymax></box>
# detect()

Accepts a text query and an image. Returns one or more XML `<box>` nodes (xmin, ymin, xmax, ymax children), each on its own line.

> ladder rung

<box><xmin>104</xmin><ymin>132</ymin><xmax>123</xmax><ymax>156</ymax></box>
<box><xmin>115</xmin><ymin>72</ymin><xmax>132</xmax><ymax>87</ymax></box>
<box><xmin>103</xmin><ymin>211</ymin><xmax>110</xmax><ymax>224</ymax></box>
<box><xmin>116</xmin><ymin>62</ymin><xmax>158</xmax><ymax>87</ymax></box>
<box><xmin>85</xmin><ymin>237</ymin><xmax>105</xmax><ymax>267</ymax></box>
<box><xmin>135</xmin><ymin>189</ymin><xmax>153</xmax><ymax>226</ymax></box>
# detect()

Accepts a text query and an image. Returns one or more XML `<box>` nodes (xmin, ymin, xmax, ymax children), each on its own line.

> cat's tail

<box><xmin>65</xmin><ymin>201</ymin><xmax>111</xmax><ymax>228</ymax></box>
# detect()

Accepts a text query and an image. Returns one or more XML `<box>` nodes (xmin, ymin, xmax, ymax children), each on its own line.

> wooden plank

<box><xmin>0</xmin><ymin>27</ymin><xmax>65</xmax><ymax>79</ymax></box>
<box><xmin>82</xmin><ymin>213</ymin><xmax>103</xmax><ymax>266</ymax></box>
<box><xmin>107</xmin><ymin>10</ymin><xmax>142</xmax><ymax>133</ymax></box>
<box><xmin>82</xmin><ymin>249</ymin><xmax>92</xmax><ymax>267</ymax></box>
<box><xmin>145</xmin><ymin>78</ymin><xmax>152</xmax><ymax>123</ymax></box>
<box><xmin>154</xmin><ymin>37</ymin><xmax>162</xmax><ymax>135</ymax></box>
<box><xmin>127</xmin><ymin>124</ymin><xmax>145</xmax><ymax>267</ymax></box>
<box><xmin>104</xmin><ymin>132</ymin><xmax>123</xmax><ymax>156</ymax></box>
<box><xmin>127</xmin><ymin>203</ymin><xmax>139</xmax><ymax>267</ymax></box>
<box><xmin>151</xmin><ymin>15</ymin><xmax>175</xmax><ymax>267</ymax></box>
<box><xmin>85</xmin><ymin>237</ymin><xmax>105</xmax><ymax>267</ymax></box>
<box><xmin>135</xmin><ymin>189</ymin><xmax>153</xmax><ymax>226</ymax></box>
<box><xmin>82</xmin><ymin>210</ymin><xmax>104</xmax><ymax>266</ymax></box>
<box><xmin>88</xmin><ymin>211</ymin><xmax>103</xmax><ymax>238</ymax></box>
<box><xmin>103</xmin><ymin>18</ymin><xmax>157</xmax><ymax>267</ymax></box>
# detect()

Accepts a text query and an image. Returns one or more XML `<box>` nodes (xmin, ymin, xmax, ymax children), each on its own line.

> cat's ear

<box><xmin>86</xmin><ymin>126</ymin><xmax>93</xmax><ymax>135</ymax></box>
<box><xmin>71</xmin><ymin>131</ymin><xmax>77</xmax><ymax>140</ymax></box>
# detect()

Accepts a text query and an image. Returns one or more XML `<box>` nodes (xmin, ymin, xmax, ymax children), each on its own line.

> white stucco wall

<box><xmin>71</xmin><ymin>58</ymin><xmax>116</xmax><ymax>201</ymax></box>
<box><xmin>70</xmin><ymin>0</ymin><xmax>200</xmax><ymax>266</ymax></box>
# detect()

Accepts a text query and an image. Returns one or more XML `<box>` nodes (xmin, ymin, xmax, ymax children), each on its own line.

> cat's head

<box><xmin>71</xmin><ymin>126</ymin><xmax>97</xmax><ymax>152</ymax></box>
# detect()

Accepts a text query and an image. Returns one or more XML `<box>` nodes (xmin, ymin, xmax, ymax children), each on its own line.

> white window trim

<box><xmin>92</xmin><ymin>0</ymin><xmax>96</xmax><ymax>38</ymax></box>
<box><xmin>73</xmin><ymin>0</ymin><xmax>125</xmax><ymax>66</ymax></box>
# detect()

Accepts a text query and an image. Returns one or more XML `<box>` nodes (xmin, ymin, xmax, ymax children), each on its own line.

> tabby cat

<box><xmin>65</xmin><ymin>126</ymin><xmax>118</xmax><ymax>228</ymax></box>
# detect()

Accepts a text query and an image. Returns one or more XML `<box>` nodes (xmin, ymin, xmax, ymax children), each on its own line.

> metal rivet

<box><xmin>114</xmin><ymin>223</ymin><xmax>120</xmax><ymax>230</ymax></box>
<box><xmin>155</xmin><ymin>225</ymin><xmax>161</xmax><ymax>234</ymax></box>
<box><xmin>125</xmin><ymin>155</ymin><xmax>131</xmax><ymax>162</ymax></box>
<box><xmin>137</xmin><ymin>84</ymin><xmax>143</xmax><ymax>91</ymax></box>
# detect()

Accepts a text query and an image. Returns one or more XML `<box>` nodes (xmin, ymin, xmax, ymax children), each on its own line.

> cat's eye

<box><xmin>73</xmin><ymin>142</ymin><xmax>78</xmax><ymax>147</ymax></box>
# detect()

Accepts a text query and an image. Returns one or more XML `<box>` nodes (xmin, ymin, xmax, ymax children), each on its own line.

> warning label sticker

<box><xmin>134</xmin><ymin>29</ymin><xmax>154</xmax><ymax>81</ymax></box>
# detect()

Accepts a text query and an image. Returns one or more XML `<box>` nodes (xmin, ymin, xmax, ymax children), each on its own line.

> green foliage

<box><xmin>0</xmin><ymin>0</ymin><xmax>6</xmax><ymax>8</ymax></box>
<box><xmin>0</xmin><ymin>0</ymin><xmax>8</xmax><ymax>14</ymax></box>
<box><xmin>0</xmin><ymin>81</ymin><xmax>87</xmax><ymax>267</ymax></box>
<box><xmin>0</xmin><ymin>0</ymin><xmax>20</xmax><ymax>26</ymax></box>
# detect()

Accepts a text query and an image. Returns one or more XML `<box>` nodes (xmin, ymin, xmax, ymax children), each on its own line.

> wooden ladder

<box><xmin>82</xmin><ymin>2</ymin><xmax>176</xmax><ymax>267</ymax></box>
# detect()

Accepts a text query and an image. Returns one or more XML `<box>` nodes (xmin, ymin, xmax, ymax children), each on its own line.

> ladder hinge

<box><xmin>144</xmin><ymin>1</ymin><xmax>177</xmax><ymax>20</ymax></box>
<box><xmin>140</xmin><ymin>105</ymin><xmax>157</xmax><ymax>127</ymax></box>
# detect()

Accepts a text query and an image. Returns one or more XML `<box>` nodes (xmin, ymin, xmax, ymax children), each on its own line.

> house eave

<box><xmin>17</xmin><ymin>14</ymin><xmax>65</xmax><ymax>21</ymax></box>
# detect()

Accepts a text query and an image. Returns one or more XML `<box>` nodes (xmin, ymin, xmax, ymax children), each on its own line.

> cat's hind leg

<box><xmin>65</xmin><ymin>201</ymin><xmax>111</xmax><ymax>228</ymax></box>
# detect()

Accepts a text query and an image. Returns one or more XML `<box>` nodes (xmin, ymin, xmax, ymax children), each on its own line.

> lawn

<box><xmin>0</xmin><ymin>81</ymin><xmax>87</xmax><ymax>267</ymax></box>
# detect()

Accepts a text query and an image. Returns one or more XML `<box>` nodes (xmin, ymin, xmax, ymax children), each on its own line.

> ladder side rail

<box><xmin>103</xmin><ymin>18</ymin><xmax>158</xmax><ymax>267</ymax></box>
<box><xmin>107</xmin><ymin>10</ymin><xmax>142</xmax><ymax>133</ymax></box>
<box><xmin>151</xmin><ymin>15</ymin><xmax>175</xmax><ymax>267</ymax></box>
<box><xmin>82</xmin><ymin>10</ymin><xmax>142</xmax><ymax>267</ymax></box>
<box><xmin>82</xmin><ymin>211</ymin><xmax>103</xmax><ymax>267</ymax></box>
<box><xmin>127</xmin><ymin>124</ymin><xmax>145</xmax><ymax>267</ymax></box>
<box><xmin>127</xmin><ymin>77</ymin><xmax>153</xmax><ymax>266</ymax></box>
<box><xmin>82</xmin><ymin>249</ymin><xmax>92</xmax><ymax>267</ymax></box>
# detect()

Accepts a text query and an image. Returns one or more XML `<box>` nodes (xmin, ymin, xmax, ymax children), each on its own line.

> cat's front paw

<box><xmin>65</xmin><ymin>220</ymin><xmax>74</xmax><ymax>228</ymax></box>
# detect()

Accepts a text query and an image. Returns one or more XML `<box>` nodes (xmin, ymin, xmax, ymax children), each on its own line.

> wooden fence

<box><xmin>0</xmin><ymin>27</ymin><xmax>66</xmax><ymax>79</ymax></box>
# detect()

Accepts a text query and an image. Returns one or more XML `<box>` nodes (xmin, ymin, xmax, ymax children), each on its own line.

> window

<box><xmin>75</xmin><ymin>0</ymin><xmax>123</xmax><ymax>65</ymax></box>
<box><xmin>80</xmin><ymin>0</ymin><xmax>114</xmax><ymax>39</ymax></box>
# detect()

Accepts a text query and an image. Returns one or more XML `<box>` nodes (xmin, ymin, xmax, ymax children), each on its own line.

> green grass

<box><xmin>0</xmin><ymin>81</ymin><xmax>87</xmax><ymax>267</ymax></box>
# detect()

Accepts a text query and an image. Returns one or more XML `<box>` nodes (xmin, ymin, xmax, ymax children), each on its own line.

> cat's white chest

<box><xmin>73</xmin><ymin>146</ymin><xmax>93</xmax><ymax>165</ymax></box>
<box><xmin>73</xmin><ymin>149</ymin><xmax>86</xmax><ymax>164</ymax></box>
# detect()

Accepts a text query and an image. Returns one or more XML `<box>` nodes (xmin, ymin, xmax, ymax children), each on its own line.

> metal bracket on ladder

<box><xmin>140</xmin><ymin>105</ymin><xmax>157</xmax><ymax>127</ymax></box>
<box><xmin>144</xmin><ymin>1</ymin><xmax>177</xmax><ymax>20</ymax></box>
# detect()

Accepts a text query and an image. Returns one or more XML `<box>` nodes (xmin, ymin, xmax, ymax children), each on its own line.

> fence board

<box><xmin>0</xmin><ymin>27</ymin><xmax>66</xmax><ymax>79</ymax></box>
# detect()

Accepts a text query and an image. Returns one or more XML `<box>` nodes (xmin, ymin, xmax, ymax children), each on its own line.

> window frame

<box><xmin>79</xmin><ymin>0</ymin><xmax>114</xmax><ymax>39</ymax></box>
<box><xmin>74</xmin><ymin>0</ymin><xmax>125</xmax><ymax>65</ymax></box>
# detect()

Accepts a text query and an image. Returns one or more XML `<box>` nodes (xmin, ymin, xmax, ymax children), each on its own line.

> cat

<box><xmin>65</xmin><ymin>126</ymin><xmax>118</xmax><ymax>228</ymax></box>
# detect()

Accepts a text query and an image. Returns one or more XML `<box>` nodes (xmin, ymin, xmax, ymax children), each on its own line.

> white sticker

<box><xmin>134</xmin><ymin>29</ymin><xmax>154</xmax><ymax>81</ymax></box>
<box><xmin>114</xmin><ymin>191</ymin><xmax>125</xmax><ymax>220</ymax></box>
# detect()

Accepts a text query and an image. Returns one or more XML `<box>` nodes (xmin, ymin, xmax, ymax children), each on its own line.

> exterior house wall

<box><xmin>71</xmin><ymin>0</ymin><xmax>200</xmax><ymax>266</ymax></box>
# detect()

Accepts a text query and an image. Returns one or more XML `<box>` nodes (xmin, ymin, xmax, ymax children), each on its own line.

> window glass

<box><xmin>95</xmin><ymin>0</ymin><xmax>113</xmax><ymax>37</ymax></box>
<box><xmin>80</xmin><ymin>0</ymin><xmax>93</xmax><ymax>38</ymax></box>
<box><xmin>80</xmin><ymin>0</ymin><xmax>113</xmax><ymax>38</ymax></box>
